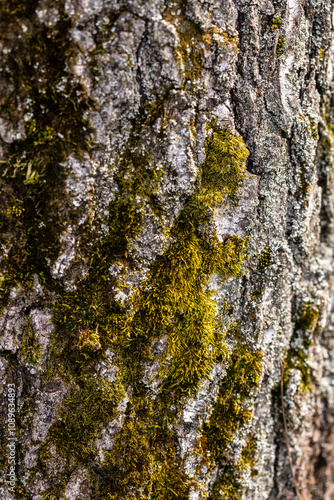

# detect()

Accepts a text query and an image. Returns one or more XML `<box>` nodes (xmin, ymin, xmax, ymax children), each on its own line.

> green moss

<box><xmin>241</xmin><ymin>434</ymin><xmax>258</xmax><ymax>471</ymax></box>
<box><xmin>297</xmin><ymin>170</ymin><xmax>312</xmax><ymax>207</ymax></box>
<box><xmin>116</xmin><ymin>125</ymin><xmax>249</xmax><ymax>397</ymax></box>
<box><xmin>40</xmin><ymin>124</ymin><xmax>251</xmax><ymax>498</ymax></box>
<box><xmin>271</xmin><ymin>16</ymin><xmax>283</xmax><ymax>28</ymax></box>
<box><xmin>281</xmin><ymin>302</ymin><xmax>320</xmax><ymax>392</ymax></box>
<box><xmin>18</xmin><ymin>317</ymin><xmax>41</xmax><ymax>365</ymax></box>
<box><xmin>272</xmin><ymin>301</ymin><xmax>320</xmax><ymax>427</ymax></box>
<box><xmin>49</xmin><ymin>375</ymin><xmax>126</xmax><ymax>462</ymax></box>
<box><xmin>208</xmin><ymin>435</ymin><xmax>258</xmax><ymax>499</ymax></box>
<box><xmin>271</xmin><ymin>303</ymin><xmax>320</xmax><ymax>455</ymax></box>
<box><xmin>164</xmin><ymin>4</ymin><xmax>205</xmax><ymax>94</ymax></box>
<box><xmin>276</xmin><ymin>37</ymin><xmax>285</xmax><ymax>57</ymax></box>
<box><xmin>94</xmin><ymin>396</ymin><xmax>196</xmax><ymax>500</ymax></box>
<box><xmin>202</xmin><ymin>338</ymin><xmax>262</xmax><ymax>457</ymax></box>
<box><xmin>257</xmin><ymin>247</ymin><xmax>273</xmax><ymax>270</ymax></box>
<box><xmin>204</xmin><ymin>124</ymin><xmax>248</xmax><ymax>204</ymax></box>
<box><xmin>200</xmin><ymin>331</ymin><xmax>262</xmax><ymax>499</ymax></box>
<box><xmin>251</xmin><ymin>289</ymin><xmax>263</xmax><ymax>300</ymax></box>
<box><xmin>310</xmin><ymin>119</ymin><xmax>319</xmax><ymax>140</ymax></box>
<box><xmin>120</xmin><ymin>222</ymin><xmax>249</xmax><ymax>397</ymax></box>
<box><xmin>297</xmin><ymin>302</ymin><xmax>320</xmax><ymax>332</ymax></box>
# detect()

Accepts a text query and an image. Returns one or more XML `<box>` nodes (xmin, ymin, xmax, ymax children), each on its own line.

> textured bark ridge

<box><xmin>1</xmin><ymin>0</ymin><xmax>334</xmax><ymax>499</ymax></box>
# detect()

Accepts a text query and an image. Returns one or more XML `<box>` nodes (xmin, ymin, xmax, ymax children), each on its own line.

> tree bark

<box><xmin>1</xmin><ymin>1</ymin><xmax>334</xmax><ymax>499</ymax></box>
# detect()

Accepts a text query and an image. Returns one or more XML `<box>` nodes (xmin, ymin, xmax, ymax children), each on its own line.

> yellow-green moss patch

<box><xmin>257</xmin><ymin>247</ymin><xmax>273</xmax><ymax>271</ymax></box>
<box><xmin>200</xmin><ymin>332</ymin><xmax>262</xmax><ymax>499</ymax></box>
<box><xmin>207</xmin><ymin>435</ymin><xmax>258</xmax><ymax>499</ymax></box>
<box><xmin>49</xmin><ymin>375</ymin><xmax>126</xmax><ymax>462</ymax></box>
<box><xmin>42</xmin><ymin>124</ymin><xmax>252</xmax><ymax>498</ymax></box>
<box><xmin>18</xmin><ymin>317</ymin><xmax>41</xmax><ymax>365</ymax></box>
<box><xmin>276</xmin><ymin>37</ymin><xmax>285</xmax><ymax>57</ymax></box>
<box><xmin>281</xmin><ymin>302</ymin><xmax>321</xmax><ymax>391</ymax></box>
<box><xmin>271</xmin><ymin>15</ymin><xmax>283</xmax><ymax>29</ymax></box>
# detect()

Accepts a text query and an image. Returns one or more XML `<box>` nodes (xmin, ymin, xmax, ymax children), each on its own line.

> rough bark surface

<box><xmin>1</xmin><ymin>0</ymin><xmax>334</xmax><ymax>499</ymax></box>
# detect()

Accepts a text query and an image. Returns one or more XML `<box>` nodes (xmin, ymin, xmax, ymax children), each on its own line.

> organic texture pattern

<box><xmin>1</xmin><ymin>1</ymin><xmax>334</xmax><ymax>499</ymax></box>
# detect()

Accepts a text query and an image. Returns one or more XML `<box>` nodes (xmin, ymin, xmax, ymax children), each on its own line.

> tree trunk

<box><xmin>1</xmin><ymin>0</ymin><xmax>334</xmax><ymax>499</ymax></box>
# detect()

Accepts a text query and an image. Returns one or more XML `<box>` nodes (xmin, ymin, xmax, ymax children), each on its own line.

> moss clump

<box><xmin>240</xmin><ymin>434</ymin><xmax>258</xmax><ymax>471</ymax></box>
<box><xmin>164</xmin><ymin>4</ymin><xmax>205</xmax><ymax>94</ymax></box>
<box><xmin>281</xmin><ymin>302</ymin><xmax>320</xmax><ymax>391</ymax></box>
<box><xmin>271</xmin><ymin>15</ymin><xmax>283</xmax><ymax>28</ymax></box>
<box><xmin>271</xmin><ymin>303</ymin><xmax>320</xmax><ymax>454</ymax></box>
<box><xmin>94</xmin><ymin>396</ymin><xmax>195</xmax><ymax>500</ymax></box>
<box><xmin>200</xmin><ymin>330</ymin><xmax>262</xmax><ymax>499</ymax></box>
<box><xmin>18</xmin><ymin>317</ymin><xmax>41</xmax><ymax>365</ymax></box>
<box><xmin>203</xmin><ymin>124</ymin><xmax>248</xmax><ymax>204</ymax></box>
<box><xmin>297</xmin><ymin>170</ymin><xmax>312</xmax><ymax>207</ymax></box>
<box><xmin>42</xmin><ymin>118</ymin><xmax>251</xmax><ymax>499</ymax></box>
<box><xmin>117</xmin><ymin>124</ymin><xmax>249</xmax><ymax>397</ymax></box>
<box><xmin>257</xmin><ymin>247</ymin><xmax>273</xmax><ymax>270</ymax></box>
<box><xmin>49</xmin><ymin>376</ymin><xmax>126</xmax><ymax>462</ymax></box>
<box><xmin>120</xmin><ymin>220</ymin><xmax>249</xmax><ymax>396</ymax></box>
<box><xmin>310</xmin><ymin>119</ymin><xmax>319</xmax><ymax>140</ymax></box>
<box><xmin>276</xmin><ymin>37</ymin><xmax>285</xmax><ymax>57</ymax></box>
<box><xmin>297</xmin><ymin>302</ymin><xmax>320</xmax><ymax>332</ymax></box>
<box><xmin>201</xmin><ymin>337</ymin><xmax>262</xmax><ymax>457</ymax></box>
<box><xmin>208</xmin><ymin>435</ymin><xmax>258</xmax><ymax>499</ymax></box>
<box><xmin>0</xmin><ymin>0</ymin><xmax>95</xmax><ymax>304</ymax></box>
<box><xmin>251</xmin><ymin>288</ymin><xmax>263</xmax><ymax>300</ymax></box>
<box><xmin>272</xmin><ymin>302</ymin><xmax>320</xmax><ymax>422</ymax></box>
